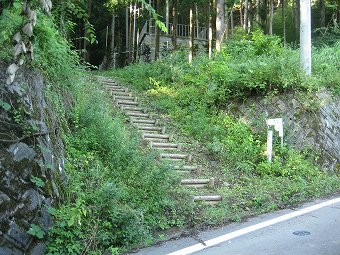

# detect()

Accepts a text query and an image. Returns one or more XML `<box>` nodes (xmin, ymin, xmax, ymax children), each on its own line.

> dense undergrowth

<box><xmin>1</xmin><ymin>4</ymin><xmax>192</xmax><ymax>255</ymax></box>
<box><xmin>2</xmin><ymin>2</ymin><xmax>340</xmax><ymax>253</ymax></box>
<box><xmin>103</xmin><ymin>31</ymin><xmax>340</xmax><ymax>223</ymax></box>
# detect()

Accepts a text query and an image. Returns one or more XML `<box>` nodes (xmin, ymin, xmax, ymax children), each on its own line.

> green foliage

<box><xmin>0</xmin><ymin>99</ymin><xmax>11</xmax><ymax>111</ymax></box>
<box><xmin>46</xmin><ymin>80</ymin><xmax>190</xmax><ymax>254</ymax></box>
<box><xmin>31</xmin><ymin>176</ymin><xmax>45</xmax><ymax>188</ymax></box>
<box><xmin>104</xmin><ymin>31</ymin><xmax>340</xmax><ymax>226</ymax></box>
<box><xmin>0</xmin><ymin>1</ymin><xmax>22</xmax><ymax>61</ymax></box>
<box><xmin>27</xmin><ymin>224</ymin><xmax>45</xmax><ymax>239</ymax></box>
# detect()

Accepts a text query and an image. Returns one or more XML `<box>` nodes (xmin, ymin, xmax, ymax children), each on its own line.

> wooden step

<box><xmin>111</xmin><ymin>91</ymin><xmax>131</xmax><ymax>96</ymax></box>
<box><xmin>109</xmin><ymin>87</ymin><xmax>128</xmax><ymax>92</ymax></box>
<box><xmin>150</xmin><ymin>142</ymin><xmax>181</xmax><ymax>150</ymax></box>
<box><xmin>142</xmin><ymin>134</ymin><xmax>173</xmax><ymax>142</ymax></box>
<box><xmin>114</xmin><ymin>95</ymin><xmax>137</xmax><ymax>101</ymax></box>
<box><xmin>105</xmin><ymin>85</ymin><xmax>125</xmax><ymax>89</ymax></box>
<box><xmin>116</xmin><ymin>100</ymin><xmax>139</xmax><ymax>106</ymax></box>
<box><xmin>122</xmin><ymin>106</ymin><xmax>145</xmax><ymax>112</ymax></box>
<box><xmin>102</xmin><ymin>81</ymin><xmax>118</xmax><ymax>85</ymax></box>
<box><xmin>174</xmin><ymin>165</ymin><xmax>202</xmax><ymax>174</ymax></box>
<box><xmin>136</xmin><ymin>126</ymin><xmax>165</xmax><ymax>134</ymax></box>
<box><xmin>126</xmin><ymin>112</ymin><xmax>149</xmax><ymax>118</ymax></box>
<box><xmin>130</xmin><ymin>118</ymin><xmax>156</xmax><ymax>125</ymax></box>
<box><xmin>192</xmin><ymin>195</ymin><xmax>222</xmax><ymax>204</ymax></box>
<box><xmin>180</xmin><ymin>178</ymin><xmax>215</xmax><ymax>188</ymax></box>
<box><xmin>160</xmin><ymin>153</ymin><xmax>192</xmax><ymax>162</ymax></box>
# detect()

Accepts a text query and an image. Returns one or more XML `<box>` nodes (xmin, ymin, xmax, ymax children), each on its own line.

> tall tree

<box><xmin>244</xmin><ymin>0</ymin><xmax>249</xmax><ymax>32</ymax></box>
<box><xmin>172</xmin><ymin>0</ymin><xmax>178</xmax><ymax>50</ymax></box>
<box><xmin>260</xmin><ymin>0</ymin><xmax>267</xmax><ymax>33</ymax></box>
<box><xmin>248</xmin><ymin>0</ymin><xmax>253</xmax><ymax>33</ymax></box>
<box><xmin>282</xmin><ymin>0</ymin><xmax>286</xmax><ymax>45</ymax></box>
<box><xmin>216</xmin><ymin>0</ymin><xmax>225</xmax><ymax>52</ymax></box>
<box><xmin>319</xmin><ymin>0</ymin><xmax>325</xmax><ymax>27</ymax></box>
<box><xmin>269</xmin><ymin>0</ymin><xmax>273</xmax><ymax>35</ymax></box>
<box><xmin>154</xmin><ymin>0</ymin><xmax>161</xmax><ymax>60</ymax></box>
<box><xmin>128</xmin><ymin>1</ymin><xmax>133</xmax><ymax>62</ymax></box>
<box><xmin>209</xmin><ymin>0</ymin><xmax>213</xmax><ymax>58</ymax></box>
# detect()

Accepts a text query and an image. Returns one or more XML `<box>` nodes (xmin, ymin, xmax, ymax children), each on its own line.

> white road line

<box><xmin>167</xmin><ymin>197</ymin><xmax>340</xmax><ymax>255</ymax></box>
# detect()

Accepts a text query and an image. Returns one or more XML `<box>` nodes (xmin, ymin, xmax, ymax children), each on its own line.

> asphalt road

<box><xmin>131</xmin><ymin>197</ymin><xmax>340</xmax><ymax>255</ymax></box>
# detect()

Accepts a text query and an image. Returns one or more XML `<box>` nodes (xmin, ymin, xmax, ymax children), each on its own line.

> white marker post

<box><xmin>266</xmin><ymin>118</ymin><xmax>284</xmax><ymax>162</ymax></box>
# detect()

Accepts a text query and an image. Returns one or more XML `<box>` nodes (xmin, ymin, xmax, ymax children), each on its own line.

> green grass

<box><xmin>1</xmin><ymin>4</ymin><xmax>194</xmax><ymax>254</ymax></box>
<box><xmin>99</xmin><ymin>31</ymin><xmax>340</xmax><ymax>227</ymax></box>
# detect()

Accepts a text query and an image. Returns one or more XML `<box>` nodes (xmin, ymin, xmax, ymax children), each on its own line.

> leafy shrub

<box><xmin>104</xmin><ymin>31</ymin><xmax>340</xmax><ymax>227</ymax></box>
<box><xmin>46</xmin><ymin>81</ymin><xmax>189</xmax><ymax>254</ymax></box>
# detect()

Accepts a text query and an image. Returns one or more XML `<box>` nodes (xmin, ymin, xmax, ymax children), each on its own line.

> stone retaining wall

<box><xmin>227</xmin><ymin>89</ymin><xmax>340</xmax><ymax>172</ymax></box>
<box><xmin>0</xmin><ymin>65</ymin><xmax>65</xmax><ymax>254</ymax></box>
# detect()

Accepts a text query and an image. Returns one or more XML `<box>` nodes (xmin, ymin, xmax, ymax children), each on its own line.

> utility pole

<box><xmin>300</xmin><ymin>0</ymin><xmax>312</xmax><ymax>75</ymax></box>
<box><xmin>189</xmin><ymin>8</ymin><xmax>194</xmax><ymax>63</ymax></box>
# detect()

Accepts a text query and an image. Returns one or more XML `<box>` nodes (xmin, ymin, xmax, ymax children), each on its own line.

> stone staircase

<box><xmin>97</xmin><ymin>76</ymin><xmax>222</xmax><ymax>205</ymax></box>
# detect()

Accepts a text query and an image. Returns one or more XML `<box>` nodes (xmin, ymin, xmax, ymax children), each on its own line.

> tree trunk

<box><xmin>244</xmin><ymin>0</ymin><xmax>248</xmax><ymax>32</ymax></box>
<box><xmin>132</xmin><ymin>3</ymin><xmax>137</xmax><ymax>61</ymax></box>
<box><xmin>338</xmin><ymin>0</ymin><xmax>340</xmax><ymax>25</ymax></box>
<box><xmin>196</xmin><ymin>3</ymin><xmax>199</xmax><ymax>38</ymax></box>
<box><xmin>295</xmin><ymin>0</ymin><xmax>300</xmax><ymax>40</ymax></box>
<box><xmin>282</xmin><ymin>0</ymin><xmax>286</xmax><ymax>46</ymax></box>
<box><xmin>166</xmin><ymin>0</ymin><xmax>169</xmax><ymax>34</ymax></box>
<box><xmin>240</xmin><ymin>0</ymin><xmax>244</xmax><ymax>28</ymax></box>
<box><xmin>320</xmin><ymin>0</ymin><xmax>325</xmax><ymax>27</ymax></box>
<box><xmin>155</xmin><ymin>0</ymin><xmax>161</xmax><ymax>60</ymax></box>
<box><xmin>256</xmin><ymin>0</ymin><xmax>260</xmax><ymax>23</ymax></box>
<box><xmin>209</xmin><ymin>0</ymin><xmax>213</xmax><ymax>58</ymax></box>
<box><xmin>269</xmin><ymin>0</ymin><xmax>273</xmax><ymax>35</ymax></box>
<box><xmin>260</xmin><ymin>0</ymin><xmax>267</xmax><ymax>33</ymax></box>
<box><xmin>231</xmin><ymin>7</ymin><xmax>234</xmax><ymax>35</ymax></box>
<box><xmin>172</xmin><ymin>0</ymin><xmax>177</xmax><ymax>50</ymax></box>
<box><xmin>128</xmin><ymin>2</ymin><xmax>133</xmax><ymax>63</ymax></box>
<box><xmin>226</xmin><ymin>11</ymin><xmax>229</xmax><ymax>39</ymax></box>
<box><xmin>126</xmin><ymin>7</ymin><xmax>129</xmax><ymax>52</ymax></box>
<box><xmin>111</xmin><ymin>14</ymin><xmax>116</xmax><ymax>68</ymax></box>
<box><xmin>189</xmin><ymin>7</ymin><xmax>194</xmax><ymax>63</ymax></box>
<box><xmin>83</xmin><ymin>0</ymin><xmax>92</xmax><ymax>62</ymax></box>
<box><xmin>249</xmin><ymin>0</ymin><xmax>253</xmax><ymax>33</ymax></box>
<box><xmin>216</xmin><ymin>0</ymin><xmax>224</xmax><ymax>52</ymax></box>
